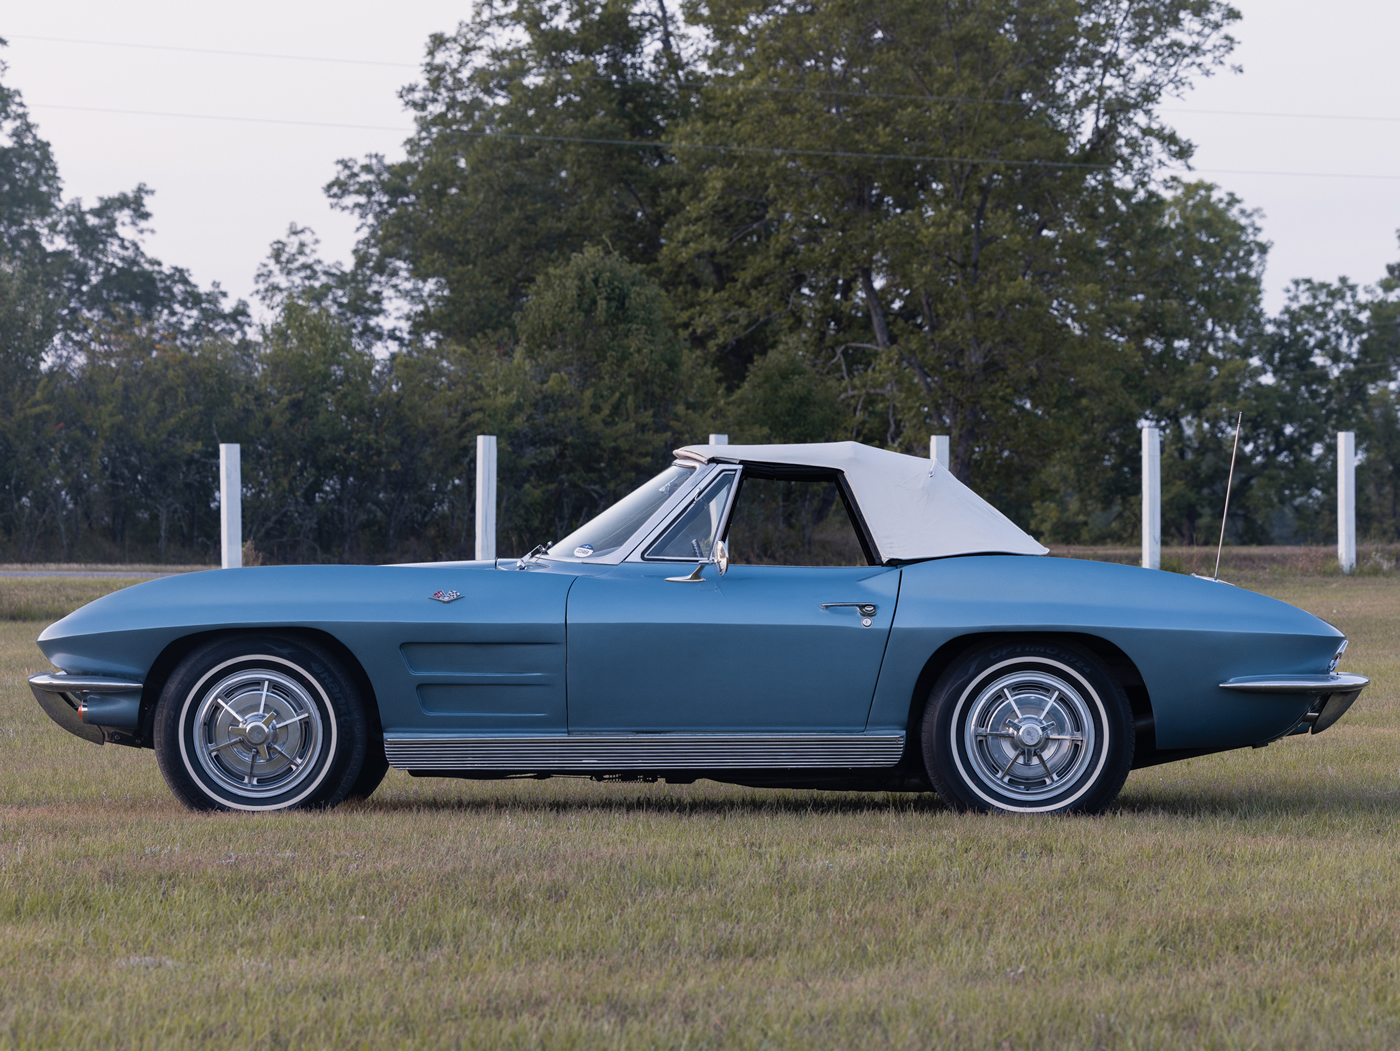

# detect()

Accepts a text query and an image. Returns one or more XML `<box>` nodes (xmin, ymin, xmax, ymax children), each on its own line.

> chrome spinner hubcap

<box><xmin>963</xmin><ymin>670</ymin><xmax>1095</xmax><ymax>802</ymax></box>
<box><xmin>193</xmin><ymin>669</ymin><xmax>324</xmax><ymax>798</ymax></box>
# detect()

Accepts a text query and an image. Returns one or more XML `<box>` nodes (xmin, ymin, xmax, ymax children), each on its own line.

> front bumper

<box><xmin>1219</xmin><ymin>672</ymin><xmax>1369</xmax><ymax>736</ymax></box>
<box><xmin>28</xmin><ymin>673</ymin><xmax>145</xmax><ymax>747</ymax></box>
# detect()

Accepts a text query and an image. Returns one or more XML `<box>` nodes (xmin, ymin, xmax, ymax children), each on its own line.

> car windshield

<box><xmin>547</xmin><ymin>464</ymin><xmax>696</xmax><ymax>560</ymax></box>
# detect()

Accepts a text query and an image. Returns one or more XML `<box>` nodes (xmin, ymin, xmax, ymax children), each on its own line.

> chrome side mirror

<box><xmin>713</xmin><ymin>539</ymin><xmax>729</xmax><ymax>576</ymax></box>
<box><xmin>665</xmin><ymin>541</ymin><xmax>728</xmax><ymax>583</ymax></box>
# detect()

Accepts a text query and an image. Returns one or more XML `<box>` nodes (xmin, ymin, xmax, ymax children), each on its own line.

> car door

<box><xmin>566</xmin><ymin>466</ymin><xmax>900</xmax><ymax>732</ymax></box>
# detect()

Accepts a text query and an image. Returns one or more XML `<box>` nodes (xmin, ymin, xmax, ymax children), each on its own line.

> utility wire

<box><xmin>32</xmin><ymin>103</ymin><xmax>406</xmax><ymax>133</ymax></box>
<box><xmin>13</xmin><ymin>33</ymin><xmax>1400</xmax><ymax>125</ymax></box>
<box><xmin>1168</xmin><ymin>106</ymin><xmax>1400</xmax><ymax>124</ymax></box>
<box><xmin>27</xmin><ymin>104</ymin><xmax>1112</xmax><ymax>168</ymax></box>
<box><xmin>28</xmin><ymin>103</ymin><xmax>1400</xmax><ymax>180</ymax></box>
<box><xmin>1181</xmin><ymin>166</ymin><xmax>1400</xmax><ymax>182</ymax></box>
<box><xmin>440</xmin><ymin>126</ymin><xmax>1111</xmax><ymax>167</ymax></box>
<box><xmin>7</xmin><ymin>33</ymin><xmax>417</xmax><ymax>69</ymax></box>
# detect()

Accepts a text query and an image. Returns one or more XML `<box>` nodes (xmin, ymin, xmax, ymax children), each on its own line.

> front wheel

<box><xmin>921</xmin><ymin>640</ymin><xmax>1134</xmax><ymax>814</ymax></box>
<box><xmin>153</xmin><ymin>634</ymin><xmax>371</xmax><ymax>812</ymax></box>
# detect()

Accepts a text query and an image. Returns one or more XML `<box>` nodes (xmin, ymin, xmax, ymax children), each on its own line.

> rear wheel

<box><xmin>153</xmin><ymin>634</ymin><xmax>369</xmax><ymax>812</ymax></box>
<box><xmin>921</xmin><ymin>640</ymin><xmax>1134</xmax><ymax>814</ymax></box>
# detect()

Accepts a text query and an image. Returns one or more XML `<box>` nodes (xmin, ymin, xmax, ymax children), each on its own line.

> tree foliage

<box><xmin>665</xmin><ymin>0</ymin><xmax>1237</xmax><ymax>497</ymax></box>
<box><xmin>326</xmin><ymin>0</ymin><xmax>692</xmax><ymax>342</ymax></box>
<box><xmin>3</xmin><ymin>10</ymin><xmax>1400</xmax><ymax>564</ymax></box>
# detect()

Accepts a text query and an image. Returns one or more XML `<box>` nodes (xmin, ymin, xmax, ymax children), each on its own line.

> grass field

<box><xmin>2</xmin><ymin>569</ymin><xmax>1399</xmax><ymax>1049</ymax></box>
<box><xmin>0</xmin><ymin>576</ymin><xmax>157</xmax><ymax>622</ymax></box>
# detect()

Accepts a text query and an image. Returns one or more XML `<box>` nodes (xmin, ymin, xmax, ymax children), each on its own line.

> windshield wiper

<box><xmin>516</xmin><ymin>542</ymin><xmax>552</xmax><ymax>570</ymax></box>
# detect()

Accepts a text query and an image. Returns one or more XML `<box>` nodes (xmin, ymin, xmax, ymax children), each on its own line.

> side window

<box><xmin>646</xmin><ymin>473</ymin><xmax>736</xmax><ymax>560</ymax></box>
<box><xmin>725</xmin><ymin>474</ymin><xmax>868</xmax><ymax>566</ymax></box>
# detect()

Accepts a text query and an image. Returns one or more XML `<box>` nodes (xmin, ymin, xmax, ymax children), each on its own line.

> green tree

<box><xmin>1244</xmin><ymin>257</ymin><xmax>1400</xmax><ymax>544</ymax></box>
<box><xmin>39</xmin><ymin>324</ymin><xmax>248</xmax><ymax>560</ymax></box>
<box><xmin>328</xmin><ymin>0</ymin><xmax>692</xmax><ymax>344</ymax></box>
<box><xmin>663</xmin><ymin>0</ymin><xmax>1239</xmax><ymax>511</ymax></box>
<box><xmin>245</xmin><ymin>302</ymin><xmax>380</xmax><ymax>562</ymax></box>
<box><xmin>0</xmin><ymin>51</ymin><xmax>67</xmax><ymax>557</ymax></box>
<box><xmin>0</xmin><ymin>50</ymin><xmax>247</xmax><ymax>561</ymax></box>
<box><xmin>377</xmin><ymin>334</ymin><xmax>533</xmax><ymax>559</ymax></box>
<box><xmin>1356</xmin><ymin>253</ymin><xmax>1400</xmax><ymax>540</ymax></box>
<box><xmin>367</xmin><ymin>248</ymin><xmax>715</xmax><ymax>558</ymax></box>
<box><xmin>1031</xmin><ymin>180</ymin><xmax>1266</xmax><ymax>545</ymax></box>
<box><xmin>511</xmin><ymin>245</ymin><xmax>714</xmax><ymax>544</ymax></box>
<box><xmin>728</xmin><ymin>340</ymin><xmax>846</xmax><ymax>444</ymax></box>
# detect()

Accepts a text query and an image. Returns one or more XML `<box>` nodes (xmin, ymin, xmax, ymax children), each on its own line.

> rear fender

<box><xmin>872</xmin><ymin>555</ymin><xmax>1342</xmax><ymax>752</ymax></box>
<box><xmin>894</xmin><ymin>631</ymin><xmax>1154</xmax><ymax>761</ymax></box>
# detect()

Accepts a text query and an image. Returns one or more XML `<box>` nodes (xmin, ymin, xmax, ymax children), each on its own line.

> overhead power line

<box><xmin>28</xmin><ymin>103</ymin><xmax>1400</xmax><ymax>180</ymax></box>
<box><xmin>1181</xmin><ymin>166</ymin><xmax>1400</xmax><ymax>182</ymax></box>
<box><xmin>8</xmin><ymin>33</ymin><xmax>417</xmax><ymax>69</ymax></box>
<box><xmin>28</xmin><ymin>104</ymin><xmax>1111</xmax><ymax>168</ymax></box>
<box><xmin>442</xmin><ymin>127</ymin><xmax>1111</xmax><ymax>168</ymax></box>
<box><xmin>12</xmin><ymin>33</ymin><xmax>1400</xmax><ymax>125</ymax></box>
<box><xmin>33</xmin><ymin>103</ymin><xmax>407</xmax><ymax>133</ymax></box>
<box><xmin>1168</xmin><ymin>106</ymin><xmax>1400</xmax><ymax>124</ymax></box>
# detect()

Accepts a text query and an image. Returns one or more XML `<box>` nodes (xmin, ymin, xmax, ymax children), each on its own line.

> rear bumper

<box><xmin>1220</xmin><ymin>672</ymin><xmax>1369</xmax><ymax>736</ymax></box>
<box><xmin>28</xmin><ymin>673</ymin><xmax>145</xmax><ymax>746</ymax></box>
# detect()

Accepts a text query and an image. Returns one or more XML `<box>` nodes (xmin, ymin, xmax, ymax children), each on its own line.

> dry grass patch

<box><xmin>1</xmin><ymin>572</ymin><xmax>1399</xmax><ymax>1048</ymax></box>
<box><xmin>0</xmin><ymin>577</ymin><xmax>160</xmax><ymax>623</ymax></box>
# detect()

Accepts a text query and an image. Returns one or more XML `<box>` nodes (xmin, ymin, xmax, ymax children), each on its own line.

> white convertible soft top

<box><xmin>676</xmin><ymin>440</ymin><xmax>1047</xmax><ymax>561</ymax></box>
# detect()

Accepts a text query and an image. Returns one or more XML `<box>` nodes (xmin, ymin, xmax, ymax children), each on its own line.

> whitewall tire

<box><xmin>153</xmin><ymin>634</ymin><xmax>371</xmax><ymax>812</ymax></box>
<box><xmin>921</xmin><ymin>640</ymin><xmax>1134</xmax><ymax>814</ymax></box>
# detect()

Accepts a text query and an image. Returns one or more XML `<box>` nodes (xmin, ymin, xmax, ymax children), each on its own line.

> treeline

<box><xmin>1</xmin><ymin>1</ymin><xmax>1398</xmax><ymax>564</ymax></box>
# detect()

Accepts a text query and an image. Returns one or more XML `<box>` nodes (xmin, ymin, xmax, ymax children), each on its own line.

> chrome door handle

<box><xmin>820</xmin><ymin>602</ymin><xmax>877</xmax><ymax>617</ymax></box>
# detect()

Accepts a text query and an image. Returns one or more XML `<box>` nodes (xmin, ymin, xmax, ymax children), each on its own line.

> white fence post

<box><xmin>930</xmin><ymin>435</ymin><xmax>950</xmax><ymax>470</ymax></box>
<box><xmin>219</xmin><ymin>443</ymin><xmax>242</xmax><ymax>569</ymax></box>
<box><xmin>1141</xmin><ymin>426</ymin><xmax>1160</xmax><ymax>570</ymax></box>
<box><xmin>708</xmin><ymin>433</ymin><xmax>729</xmax><ymax>445</ymax></box>
<box><xmin>476</xmin><ymin>435</ymin><xmax>497</xmax><ymax>561</ymax></box>
<box><xmin>1338</xmin><ymin>431</ymin><xmax>1356</xmax><ymax>573</ymax></box>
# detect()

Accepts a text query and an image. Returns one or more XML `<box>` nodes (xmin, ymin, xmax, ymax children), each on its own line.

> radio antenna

<box><xmin>1214</xmin><ymin>412</ymin><xmax>1243</xmax><ymax>581</ymax></box>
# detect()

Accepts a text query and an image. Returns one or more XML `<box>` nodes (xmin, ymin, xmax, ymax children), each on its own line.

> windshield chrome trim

<box><xmin>534</xmin><ymin>462</ymin><xmax>715</xmax><ymax>567</ymax></box>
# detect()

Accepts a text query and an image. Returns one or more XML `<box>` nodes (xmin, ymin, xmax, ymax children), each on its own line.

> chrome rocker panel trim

<box><xmin>28</xmin><ymin>672</ymin><xmax>145</xmax><ymax>746</ymax></box>
<box><xmin>384</xmin><ymin>732</ymin><xmax>906</xmax><ymax>771</ymax></box>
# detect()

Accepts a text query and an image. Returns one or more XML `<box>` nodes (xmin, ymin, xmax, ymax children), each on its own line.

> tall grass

<box><xmin>0</xmin><ymin>573</ymin><xmax>1397</xmax><ymax>1048</ymax></box>
<box><xmin>0</xmin><ymin>577</ymin><xmax>156</xmax><ymax>622</ymax></box>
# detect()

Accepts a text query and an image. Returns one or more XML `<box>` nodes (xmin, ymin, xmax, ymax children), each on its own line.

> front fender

<box><xmin>36</xmin><ymin>562</ymin><xmax>578</xmax><ymax>735</ymax></box>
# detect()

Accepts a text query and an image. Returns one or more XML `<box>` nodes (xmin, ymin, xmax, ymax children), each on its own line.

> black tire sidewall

<box><xmin>922</xmin><ymin>641</ymin><xmax>1134</xmax><ymax>815</ymax></box>
<box><xmin>346</xmin><ymin>740</ymin><xmax>389</xmax><ymax>801</ymax></box>
<box><xmin>154</xmin><ymin>634</ymin><xmax>367</xmax><ymax>812</ymax></box>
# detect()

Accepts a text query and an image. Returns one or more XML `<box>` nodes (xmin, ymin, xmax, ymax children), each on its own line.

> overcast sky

<box><xmin>5</xmin><ymin>0</ymin><xmax>1398</xmax><ymax>320</ymax></box>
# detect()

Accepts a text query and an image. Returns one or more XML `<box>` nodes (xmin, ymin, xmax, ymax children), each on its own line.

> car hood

<box><xmin>36</xmin><ymin>562</ymin><xmax>507</xmax><ymax>674</ymax></box>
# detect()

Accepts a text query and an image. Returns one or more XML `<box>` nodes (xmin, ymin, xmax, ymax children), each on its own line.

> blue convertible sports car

<box><xmin>28</xmin><ymin>441</ymin><xmax>1367</xmax><ymax>815</ymax></box>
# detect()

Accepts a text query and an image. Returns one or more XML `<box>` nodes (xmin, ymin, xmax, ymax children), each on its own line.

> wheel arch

<box><xmin>900</xmin><ymin>631</ymin><xmax>1155</xmax><ymax>762</ymax></box>
<box><xmin>138</xmin><ymin>627</ymin><xmax>382</xmax><ymax>747</ymax></box>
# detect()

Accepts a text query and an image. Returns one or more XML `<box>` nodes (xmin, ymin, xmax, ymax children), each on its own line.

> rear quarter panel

<box><xmin>871</xmin><ymin>556</ymin><xmax>1343</xmax><ymax>750</ymax></box>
